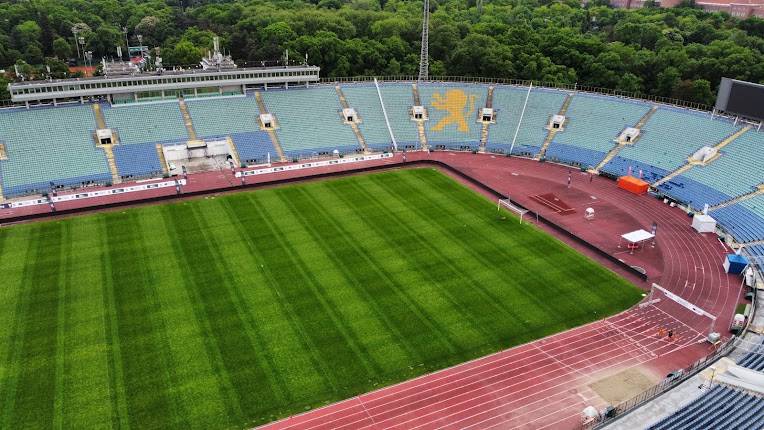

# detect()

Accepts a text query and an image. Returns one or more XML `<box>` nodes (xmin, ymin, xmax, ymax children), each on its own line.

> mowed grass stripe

<box><xmin>283</xmin><ymin>185</ymin><xmax>441</xmax><ymax>368</ymax></box>
<box><xmin>251</xmin><ymin>192</ymin><xmax>385</xmax><ymax>384</ymax></box>
<box><xmin>378</xmin><ymin>172</ymin><xmax>575</xmax><ymax>325</ymax></box>
<box><xmin>323</xmin><ymin>178</ymin><xmax>499</xmax><ymax>358</ymax></box>
<box><xmin>104</xmin><ymin>212</ymin><xmax>185</xmax><ymax>428</ymax></box>
<box><xmin>138</xmin><ymin>205</ymin><xmax>237</xmax><ymax>427</ymax></box>
<box><xmin>2</xmin><ymin>223</ymin><xmax>63</xmax><ymax>428</ymax></box>
<box><xmin>211</xmin><ymin>197</ymin><xmax>337</xmax><ymax>404</ymax></box>
<box><xmin>161</xmin><ymin>203</ymin><xmax>282</xmax><ymax>425</ymax></box>
<box><xmin>334</xmin><ymin>176</ymin><xmax>504</xmax><ymax>350</ymax></box>
<box><xmin>0</xmin><ymin>169</ymin><xmax>643</xmax><ymax>429</ymax></box>
<box><xmin>0</xmin><ymin>228</ymin><xmax>32</xmax><ymax>396</ymax></box>
<box><xmin>187</xmin><ymin>203</ymin><xmax>297</xmax><ymax>417</ymax></box>
<box><xmin>359</xmin><ymin>175</ymin><xmax>535</xmax><ymax>341</ymax></box>
<box><xmin>60</xmin><ymin>219</ymin><xmax>118</xmax><ymax>428</ymax></box>
<box><xmin>412</xmin><ymin>170</ymin><xmax>637</xmax><ymax>319</ymax></box>
<box><xmin>276</xmin><ymin>187</ymin><xmax>416</xmax><ymax>373</ymax></box>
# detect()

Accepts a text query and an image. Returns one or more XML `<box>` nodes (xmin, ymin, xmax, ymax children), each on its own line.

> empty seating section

<box><xmin>487</xmin><ymin>86</ymin><xmax>567</xmax><ymax>156</ymax></box>
<box><xmin>419</xmin><ymin>83</ymin><xmax>487</xmax><ymax>150</ymax></box>
<box><xmin>103</xmin><ymin>102</ymin><xmax>188</xmax><ymax>144</ymax></box>
<box><xmin>379</xmin><ymin>84</ymin><xmax>419</xmax><ymax>149</ymax></box>
<box><xmin>711</xmin><ymin>195</ymin><xmax>764</xmax><ymax>242</ymax></box>
<box><xmin>547</xmin><ymin>95</ymin><xmax>650</xmax><ymax>168</ymax></box>
<box><xmin>605</xmin><ymin>108</ymin><xmax>740</xmax><ymax>179</ymax></box>
<box><xmin>185</xmin><ymin>96</ymin><xmax>261</xmax><ymax>139</ymax></box>
<box><xmin>668</xmin><ymin>130</ymin><xmax>764</xmax><ymax>203</ymax></box>
<box><xmin>738</xmin><ymin>334</ymin><xmax>764</xmax><ymax>371</ymax></box>
<box><xmin>341</xmin><ymin>85</ymin><xmax>393</xmax><ymax>151</ymax></box>
<box><xmin>230</xmin><ymin>132</ymin><xmax>276</xmax><ymax>164</ymax></box>
<box><xmin>657</xmin><ymin>177</ymin><xmax>731</xmax><ymax>210</ymax></box>
<box><xmin>0</xmin><ymin>106</ymin><xmax>110</xmax><ymax>196</ymax></box>
<box><xmin>261</xmin><ymin>87</ymin><xmax>359</xmax><ymax>157</ymax></box>
<box><xmin>113</xmin><ymin>143</ymin><xmax>163</xmax><ymax>179</ymax></box>
<box><xmin>646</xmin><ymin>385</ymin><xmax>764</xmax><ymax>429</ymax></box>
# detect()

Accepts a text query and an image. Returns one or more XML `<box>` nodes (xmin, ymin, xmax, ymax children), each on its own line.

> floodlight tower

<box><xmin>418</xmin><ymin>0</ymin><xmax>430</xmax><ymax>81</ymax></box>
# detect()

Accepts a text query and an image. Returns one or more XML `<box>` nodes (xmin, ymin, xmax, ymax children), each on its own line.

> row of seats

<box><xmin>672</xmin><ymin>130</ymin><xmax>764</xmax><ymax>198</ymax></box>
<box><xmin>710</xmin><ymin>198</ymin><xmax>764</xmax><ymax>243</ymax></box>
<box><xmin>548</xmin><ymin>94</ymin><xmax>650</xmax><ymax>167</ymax></box>
<box><xmin>341</xmin><ymin>84</ymin><xmax>394</xmax><ymax>152</ymax></box>
<box><xmin>486</xmin><ymin>87</ymin><xmax>567</xmax><ymax>156</ymax></box>
<box><xmin>113</xmin><ymin>143</ymin><xmax>163</xmax><ymax>179</ymax></box>
<box><xmin>606</xmin><ymin>108</ymin><xmax>740</xmax><ymax>177</ymax></box>
<box><xmin>103</xmin><ymin>101</ymin><xmax>188</xmax><ymax>145</ymax></box>
<box><xmin>0</xmin><ymin>105</ymin><xmax>112</xmax><ymax>195</ymax></box>
<box><xmin>260</xmin><ymin>86</ymin><xmax>360</xmax><ymax>158</ymax></box>
<box><xmin>646</xmin><ymin>385</ymin><xmax>764</xmax><ymax>429</ymax></box>
<box><xmin>419</xmin><ymin>83</ymin><xmax>486</xmax><ymax>150</ymax></box>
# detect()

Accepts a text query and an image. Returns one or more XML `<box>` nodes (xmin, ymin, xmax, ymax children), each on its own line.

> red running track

<box><xmin>0</xmin><ymin>152</ymin><xmax>744</xmax><ymax>429</ymax></box>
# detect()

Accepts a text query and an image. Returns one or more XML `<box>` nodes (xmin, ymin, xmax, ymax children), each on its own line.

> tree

<box><xmin>52</xmin><ymin>37</ymin><xmax>71</xmax><ymax>60</ymax></box>
<box><xmin>164</xmin><ymin>40</ymin><xmax>203</xmax><ymax>66</ymax></box>
<box><xmin>656</xmin><ymin>67</ymin><xmax>681</xmax><ymax>97</ymax></box>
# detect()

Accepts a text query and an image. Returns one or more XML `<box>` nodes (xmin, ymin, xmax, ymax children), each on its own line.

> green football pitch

<box><xmin>0</xmin><ymin>168</ymin><xmax>642</xmax><ymax>429</ymax></box>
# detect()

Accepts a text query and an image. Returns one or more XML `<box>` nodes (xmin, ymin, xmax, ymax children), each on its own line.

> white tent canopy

<box><xmin>621</xmin><ymin>229</ymin><xmax>655</xmax><ymax>244</ymax></box>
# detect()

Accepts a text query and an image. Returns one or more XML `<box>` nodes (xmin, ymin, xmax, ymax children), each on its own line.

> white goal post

<box><xmin>498</xmin><ymin>198</ymin><xmax>528</xmax><ymax>224</ymax></box>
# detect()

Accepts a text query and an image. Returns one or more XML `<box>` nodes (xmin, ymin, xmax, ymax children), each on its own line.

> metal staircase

<box><xmin>254</xmin><ymin>92</ymin><xmax>287</xmax><ymax>162</ymax></box>
<box><xmin>335</xmin><ymin>86</ymin><xmax>368</xmax><ymax>152</ymax></box>
<box><xmin>536</xmin><ymin>93</ymin><xmax>573</xmax><ymax>159</ymax></box>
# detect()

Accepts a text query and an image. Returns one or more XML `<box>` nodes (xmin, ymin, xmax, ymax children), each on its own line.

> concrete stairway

<box><xmin>479</xmin><ymin>86</ymin><xmax>494</xmax><ymax>152</ymax></box>
<box><xmin>156</xmin><ymin>143</ymin><xmax>169</xmax><ymax>174</ymax></box>
<box><xmin>714</xmin><ymin>125</ymin><xmax>751</xmax><ymax>152</ymax></box>
<box><xmin>335</xmin><ymin>86</ymin><xmax>368</xmax><ymax>152</ymax></box>
<box><xmin>594</xmin><ymin>106</ymin><xmax>657</xmax><ymax>172</ymax></box>
<box><xmin>103</xmin><ymin>145</ymin><xmax>121</xmax><ymax>185</ymax></box>
<box><xmin>653</xmin><ymin>125</ymin><xmax>752</xmax><ymax>187</ymax></box>
<box><xmin>226</xmin><ymin>136</ymin><xmax>242</xmax><ymax>167</ymax></box>
<box><xmin>178</xmin><ymin>98</ymin><xmax>199</xmax><ymax>142</ymax></box>
<box><xmin>92</xmin><ymin>104</ymin><xmax>108</xmax><ymax>130</ymax></box>
<box><xmin>742</xmin><ymin>238</ymin><xmax>764</xmax><ymax>247</ymax></box>
<box><xmin>412</xmin><ymin>84</ymin><xmax>428</xmax><ymax>150</ymax></box>
<box><xmin>711</xmin><ymin>184</ymin><xmax>764</xmax><ymax>211</ymax></box>
<box><xmin>254</xmin><ymin>92</ymin><xmax>287</xmax><ymax>162</ymax></box>
<box><xmin>634</xmin><ymin>106</ymin><xmax>658</xmax><ymax>129</ymax></box>
<box><xmin>536</xmin><ymin>93</ymin><xmax>573</xmax><ymax>159</ymax></box>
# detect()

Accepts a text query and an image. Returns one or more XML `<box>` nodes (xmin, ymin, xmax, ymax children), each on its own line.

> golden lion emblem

<box><xmin>430</xmin><ymin>89</ymin><xmax>476</xmax><ymax>133</ymax></box>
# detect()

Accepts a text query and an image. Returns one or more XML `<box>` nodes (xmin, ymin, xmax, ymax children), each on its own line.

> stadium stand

<box><xmin>102</xmin><ymin>101</ymin><xmax>189</xmax><ymax>144</ymax></box>
<box><xmin>260</xmin><ymin>87</ymin><xmax>360</xmax><ymax>157</ymax></box>
<box><xmin>185</xmin><ymin>95</ymin><xmax>261</xmax><ymax>138</ymax></box>
<box><xmin>229</xmin><ymin>131</ymin><xmax>277</xmax><ymax>165</ymax></box>
<box><xmin>658</xmin><ymin>130</ymin><xmax>764</xmax><ymax>209</ymax></box>
<box><xmin>486</xmin><ymin>86</ymin><xmax>567</xmax><ymax>156</ymax></box>
<box><xmin>711</xmin><ymin>194</ymin><xmax>764</xmax><ymax>242</ymax></box>
<box><xmin>545</xmin><ymin>95</ymin><xmax>651</xmax><ymax>169</ymax></box>
<box><xmin>113</xmin><ymin>143</ymin><xmax>163</xmax><ymax>179</ymax></box>
<box><xmin>378</xmin><ymin>84</ymin><xmax>419</xmax><ymax>150</ymax></box>
<box><xmin>0</xmin><ymin>105</ymin><xmax>111</xmax><ymax>196</ymax></box>
<box><xmin>603</xmin><ymin>108</ymin><xmax>741</xmax><ymax>182</ymax></box>
<box><xmin>340</xmin><ymin>84</ymin><xmax>394</xmax><ymax>151</ymax></box>
<box><xmin>646</xmin><ymin>385</ymin><xmax>764</xmax><ymax>429</ymax></box>
<box><xmin>418</xmin><ymin>83</ymin><xmax>487</xmax><ymax>151</ymax></box>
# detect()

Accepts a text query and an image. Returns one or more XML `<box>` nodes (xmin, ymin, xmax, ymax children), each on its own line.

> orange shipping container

<box><xmin>617</xmin><ymin>176</ymin><xmax>649</xmax><ymax>195</ymax></box>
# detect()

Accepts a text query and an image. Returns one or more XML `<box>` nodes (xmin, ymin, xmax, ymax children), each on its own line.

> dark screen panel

<box><xmin>726</xmin><ymin>81</ymin><xmax>764</xmax><ymax>121</ymax></box>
